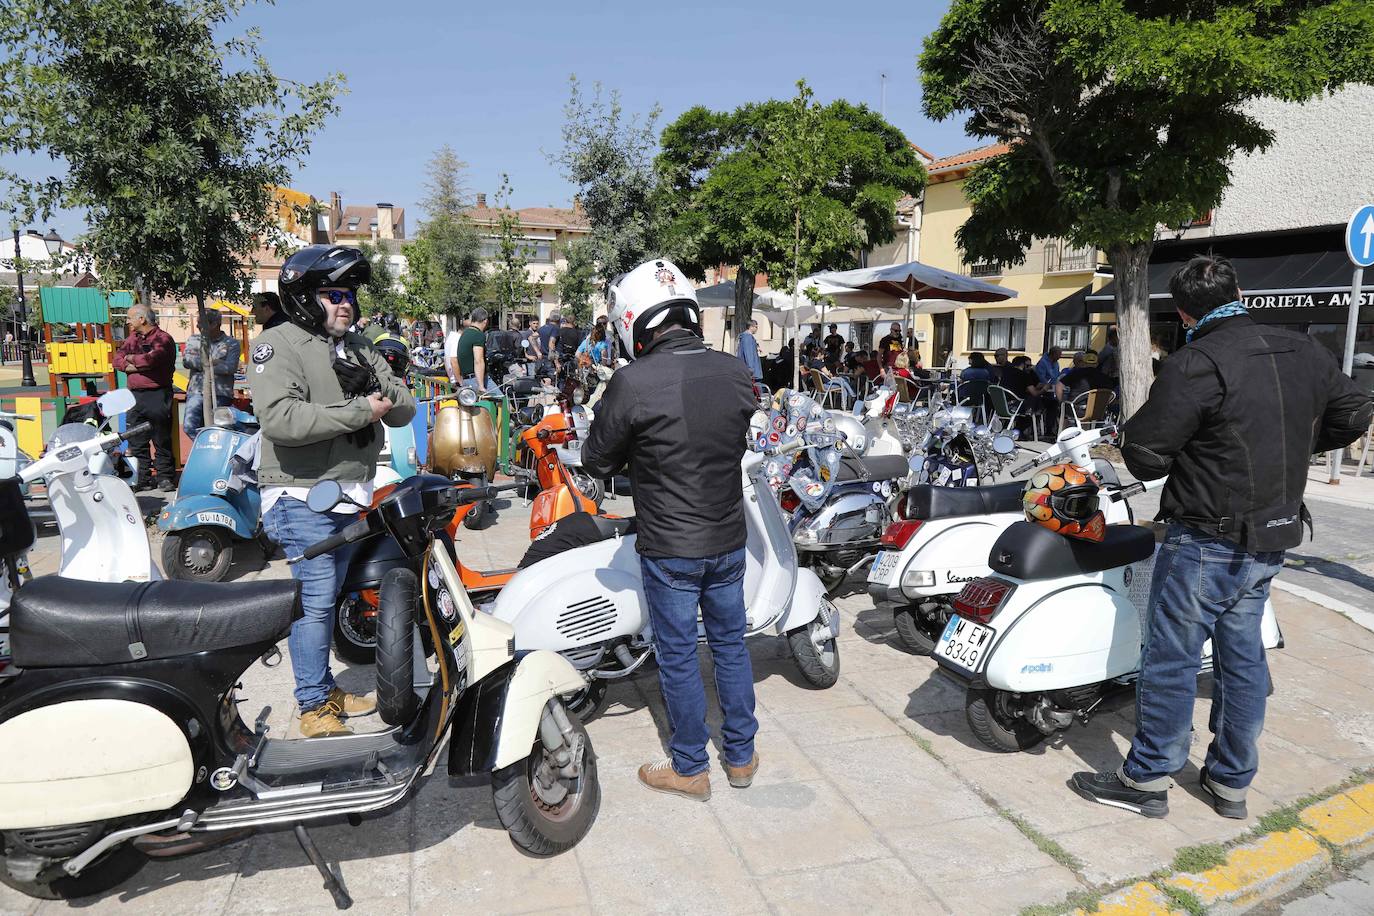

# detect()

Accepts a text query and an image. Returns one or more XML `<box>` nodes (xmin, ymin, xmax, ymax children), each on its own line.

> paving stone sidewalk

<box><xmin>3</xmin><ymin>490</ymin><xmax>1374</xmax><ymax>915</ymax></box>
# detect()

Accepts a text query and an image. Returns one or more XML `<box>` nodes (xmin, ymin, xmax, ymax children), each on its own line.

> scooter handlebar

<box><xmin>299</xmin><ymin>517</ymin><xmax>372</xmax><ymax>561</ymax></box>
<box><xmin>120</xmin><ymin>422</ymin><xmax>151</xmax><ymax>441</ymax></box>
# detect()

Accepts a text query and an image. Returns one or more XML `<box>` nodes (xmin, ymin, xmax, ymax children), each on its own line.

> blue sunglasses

<box><xmin>320</xmin><ymin>289</ymin><xmax>356</xmax><ymax>306</ymax></box>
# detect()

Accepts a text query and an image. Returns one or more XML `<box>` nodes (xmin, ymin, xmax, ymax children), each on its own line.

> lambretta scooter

<box><xmin>934</xmin><ymin>473</ymin><xmax>1283</xmax><ymax>754</ymax></box>
<box><xmin>486</xmin><ymin>433</ymin><xmax>842</xmax><ymax>720</ymax></box>
<box><xmin>870</xmin><ymin>426</ymin><xmax>1129</xmax><ymax>654</ymax></box>
<box><xmin>0</xmin><ymin>475</ymin><xmax>599</xmax><ymax>906</ymax></box>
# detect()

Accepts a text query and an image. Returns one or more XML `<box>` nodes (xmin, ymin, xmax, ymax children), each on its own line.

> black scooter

<box><xmin>0</xmin><ymin>475</ymin><xmax>598</xmax><ymax>907</ymax></box>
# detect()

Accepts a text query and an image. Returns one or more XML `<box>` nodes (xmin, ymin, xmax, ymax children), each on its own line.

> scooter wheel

<box><xmin>0</xmin><ymin>839</ymin><xmax>146</xmax><ymax>901</ymax></box>
<box><xmin>965</xmin><ymin>688</ymin><xmax>1047</xmax><ymax>753</ymax></box>
<box><xmin>787</xmin><ymin>617</ymin><xmax>840</xmax><ymax>688</ymax></box>
<box><xmin>491</xmin><ymin>704</ymin><xmax>600</xmax><ymax>856</ymax></box>
<box><xmin>893</xmin><ymin>604</ymin><xmax>941</xmax><ymax>656</ymax></box>
<box><xmin>161</xmin><ymin>527</ymin><xmax>233</xmax><ymax>582</ymax></box>
<box><xmin>376</xmin><ymin>568</ymin><xmax>420</xmax><ymax>727</ymax></box>
<box><xmin>571</xmin><ymin>473</ymin><xmax>604</xmax><ymax>509</ymax></box>
<box><xmin>333</xmin><ymin>594</ymin><xmax>377</xmax><ymax>665</ymax></box>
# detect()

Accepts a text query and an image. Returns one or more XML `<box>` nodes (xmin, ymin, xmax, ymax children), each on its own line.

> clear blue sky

<box><xmin>20</xmin><ymin>0</ymin><xmax>981</xmax><ymax>240</ymax></box>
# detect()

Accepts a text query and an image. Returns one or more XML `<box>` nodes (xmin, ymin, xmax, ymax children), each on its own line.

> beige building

<box><xmin>909</xmin><ymin>143</ymin><xmax>1104</xmax><ymax>368</ymax></box>
<box><xmin>327</xmin><ymin>194</ymin><xmax>406</xmax><ymax>244</ymax></box>
<box><xmin>465</xmin><ymin>195</ymin><xmax>593</xmax><ymax>328</ymax></box>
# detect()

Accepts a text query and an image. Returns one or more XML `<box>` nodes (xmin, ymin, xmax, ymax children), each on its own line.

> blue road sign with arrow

<box><xmin>1346</xmin><ymin>204</ymin><xmax>1374</xmax><ymax>268</ymax></box>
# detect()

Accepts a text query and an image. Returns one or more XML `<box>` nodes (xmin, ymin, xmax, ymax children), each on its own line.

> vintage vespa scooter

<box><xmin>0</xmin><ymin>475</ymin><xmax>599</xmax><ymax>906</ymax></box>
<box><xmin>869</xmin><ymin>426</ymin><xmax>1127</xmax><ymax>654</ymax></box>
<box><xmin>934</xmin><ymin>462</ymin><xmax>1283</xmax><ymax>753</ymax></box>
<box><xmin>486</xmin><ymin>432</ymin><xmax>841</xmax><ymax>720</ymax></box>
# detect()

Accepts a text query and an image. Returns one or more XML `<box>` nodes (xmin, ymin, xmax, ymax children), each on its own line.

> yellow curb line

<box><xmin>1069</xmin><ymin>777</ymin><xmax>1374</xmax><ymax>915</ymax></box>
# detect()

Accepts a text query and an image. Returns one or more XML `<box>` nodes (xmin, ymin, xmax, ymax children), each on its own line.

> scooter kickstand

<box><xmin>293</xmin><ymin>824</ymin><xmax>352</xmax><ymax>910</ymax></box>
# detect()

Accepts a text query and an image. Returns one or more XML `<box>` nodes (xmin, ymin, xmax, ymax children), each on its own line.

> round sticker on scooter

<box><xmin>772</xmin><ymin>415</ymin><xmax>786</xmax><ymax>432</ymax></box>
<box><xmin>252</xmin><ymin>343</ymin><xmax>274</xmax><ymax>364</ymax></box>
<box><xmin>805</xmin><ymin>481</ymin><xmax>824</xmax><ymax>498</ymax></box>
<box><xmin>769</xmin><ymin>431</ymin><xmax>780</xmax><ymax>444</ymax></box>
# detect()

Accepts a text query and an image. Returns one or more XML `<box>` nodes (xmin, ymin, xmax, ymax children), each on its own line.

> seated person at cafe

<box><xmin>1002</xmin><ymin>355</ymin><xmax>1051</xmax><ymax>436</ymax></box>
<box><xmin>960</xmin><ymin>351</ymin><xmax>995</xmax><ymax>383</ymax></box>
<box><xmin>1055</xmin><ymin>350</ymin><xmax>1112</xmax><ymax>402</ymax></box>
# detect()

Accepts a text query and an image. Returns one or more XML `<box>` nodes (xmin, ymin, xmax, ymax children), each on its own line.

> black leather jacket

<box><xmin>1121</xmin><ymin>315</ymin><xmax>1372</xmax><ymax>552</ymax></box>
<box><xmin>582</xmin><ymin>329</ymin><xmax>758</xmax><ymax>558</ymax></box>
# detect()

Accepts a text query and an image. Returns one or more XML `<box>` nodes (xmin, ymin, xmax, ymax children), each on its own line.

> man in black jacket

<box><xmin>1073</xmin><ymin>255</ymin><xmax>1372</xmax><ymax>819</ymax></box>
<box><xmin>583</xmin><ymin>259</ymin><xmax>760</xmax><ymax>803</ymax></box>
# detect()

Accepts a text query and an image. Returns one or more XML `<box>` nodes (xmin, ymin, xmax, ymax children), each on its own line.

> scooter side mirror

<box><xmin>305</xmin><ymin>479</ymin><xmax>343</xmax><ymax>514</ymax></box>
<box><xmin>97</xmin><ymin>388</ymin><xmax>136</xmax><ymax>417</ymax></box>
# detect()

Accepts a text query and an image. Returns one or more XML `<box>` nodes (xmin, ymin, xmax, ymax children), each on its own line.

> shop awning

<box><xmin>1045</xmin><ymin>284</ymin><xmax>1095</xmax><ymax>324</ymax></box>
<box><xmin>1082</xmin><ymin>227</ymin><xmax>1372</xmax><ymax>321</ymax></box>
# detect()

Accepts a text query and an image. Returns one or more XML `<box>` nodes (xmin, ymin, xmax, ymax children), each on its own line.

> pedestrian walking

<box><xmin>583</xmin><ymin>259</ymin><xmax>760</xmax><ymax>801</ymax></box>
<box><xmin>737</xmin><ymin>319</ymin><xmax>763</xmax><ymax>381</ymax></box>
<box><xmin>1072</xmin><ymin>254</ymin><xmax>1372</xmax><ymax>819</ymax></box>
<box><xmin>112</xmin><ymin>303</ymin><xmax>177</xmax><ymax>491</ymax></box>
<box><xmin>181</xmin><ymin>309</ymin><xmax>241</xmax><ymax>438</ymax></box>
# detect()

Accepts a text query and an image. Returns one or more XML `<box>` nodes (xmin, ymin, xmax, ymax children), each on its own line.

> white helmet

<box><xmin>607</xmin><ymin>258</ymin><xmax>701</xmax><ymax>359</ymax></box>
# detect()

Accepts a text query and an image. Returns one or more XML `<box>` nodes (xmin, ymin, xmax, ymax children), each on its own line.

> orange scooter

<box><xmin>333</xmin><ymin>404</ymin><xmax>608</xmax><ymax>661</ymax></box>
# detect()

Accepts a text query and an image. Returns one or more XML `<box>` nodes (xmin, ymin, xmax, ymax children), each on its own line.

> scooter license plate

<box><xmin>196</xmin><ymin>511</ymin><xmax>236</xmax><ymax>528</ymax></box>
<box><xmin>868</xmin><ymin>550</ymin><xmax>899</xmax><ymax>584</ymax></box>
<box><xmin>936</xmin><ymin>616</ymin><xmax>992</xmax><ymax>673</ymax></box>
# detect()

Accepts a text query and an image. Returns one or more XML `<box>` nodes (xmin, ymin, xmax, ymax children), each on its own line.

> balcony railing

<box><xmin>1043</xmin><ymin>240</ymin><xmax>1095</xmax><ymax>275</ymax></box>
<box><xmin>965</xmin><ymin>260</ymin><xmax>1002</xmax><ymax>279</ymax></box>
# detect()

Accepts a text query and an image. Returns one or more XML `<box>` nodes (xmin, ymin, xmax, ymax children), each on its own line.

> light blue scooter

<box><xmin>157</xmin><ymin>407</ymin><xmax>261</xmax><ymax>581</ymax></box>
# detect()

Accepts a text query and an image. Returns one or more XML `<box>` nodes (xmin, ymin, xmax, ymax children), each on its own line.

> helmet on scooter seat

<box><xmin>278</xmin><ymin>245</ymin><xmax>371</xmax><ymax>333</ymax></box>
<box><xmin>606</xmin><ymin>259</ymin><xmax>701</xmax><ymax>359</ymax></box>
<box><xmin>373</xmin><ymin>333</ymin><xmax>410</xmax><ymax>377</ymax></box>
<box><xmin>1022</xmin><ymin>463</ymin><xmax>1107</xmax><ymax>542</ymax></box>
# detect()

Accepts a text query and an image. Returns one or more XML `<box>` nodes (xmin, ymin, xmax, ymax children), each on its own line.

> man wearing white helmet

<box><xmin>583</xmin><ymin>258</ymin><xmax>761</xmax><ymax>802</ymax></box>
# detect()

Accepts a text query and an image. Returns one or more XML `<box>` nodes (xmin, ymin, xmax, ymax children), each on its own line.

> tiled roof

<box><xmin>909</xmin><ymin>141</ymin><xmax>937</xmax><ymax>162</ymax></box>
<box><xmin>465</xmin><ymin>205</ymin><xmax>591</xmax><ymax>231</ymax></box>
<box><xmin>336</xmin><ymin>204</ymin><xmax>405</xmax><ymax>235</ymax></box>
<box><xmin>928</xmin><ymin>142</ymin><xmax>1012</xmax><ymax>172</ymax></box>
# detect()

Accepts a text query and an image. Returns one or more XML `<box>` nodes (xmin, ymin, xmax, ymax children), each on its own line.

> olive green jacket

<box><xmin>250</xmin><ymin>323</ymin><xmax>417</xmax><ymax>488</ymax></box>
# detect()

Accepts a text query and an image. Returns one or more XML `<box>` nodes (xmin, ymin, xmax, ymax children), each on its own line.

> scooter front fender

<box><xmin>773</xmin><ymin>566</ymin><xmax>833</xmax><ymax>636</ymax></box>
<box><xmin>157</xmin><ymin>493</ymin><xmax>255</xmax><ymax>539</ymax></box>
<box><xmin>448</xmin><ymin>652</ymin><xmax>587</xmax><ymax>775</ymax></box>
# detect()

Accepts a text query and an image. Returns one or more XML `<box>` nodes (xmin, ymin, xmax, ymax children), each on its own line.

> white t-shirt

<box><xmin>443</xmin><ymin>330</ymin><xmax>462</xmax><ymax>380</ymax></box>
<box><xmin>261</xmin><ymin>338</ymin><xmax>375</xmax><ymax>516</ymax></box>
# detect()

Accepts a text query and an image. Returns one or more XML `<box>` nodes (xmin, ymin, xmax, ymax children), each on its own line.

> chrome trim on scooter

<box><xmin>64</xmin><ymin>817</ymin><xmax>181</xmax><ymax>875</ymax></box>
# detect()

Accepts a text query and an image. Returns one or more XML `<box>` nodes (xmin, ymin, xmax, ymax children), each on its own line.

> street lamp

<box><xmin>42</xmin><ymin>228</ymin><xmax>62</xmax><ymax>257</ymax></box>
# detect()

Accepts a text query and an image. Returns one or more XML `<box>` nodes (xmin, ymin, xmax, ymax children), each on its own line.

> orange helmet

<box><xmin>1023</xmin><ymin>463</ymin><xmax>1107</xmax><ymax>542</ymax></box>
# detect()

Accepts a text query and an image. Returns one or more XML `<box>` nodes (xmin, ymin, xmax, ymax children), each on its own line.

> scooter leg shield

<box><xmin>773</xmin><ymin>567</ymin><xmax>836</xmax><ymax>637</ymax></box>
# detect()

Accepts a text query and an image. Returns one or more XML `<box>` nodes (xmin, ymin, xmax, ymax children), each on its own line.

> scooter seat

<box><xmin>8</xmin><ymin>577</ymin><xmax>301</xmax><ymax>669</ymax></box>
<box><xmin>518</xmin><ymin>511</ymin><xmax>636</xmax><ymax>569</ymax></box>
<box><xmin>836</xmin><ymin>454</ymin><xmax>910</xmax><ymax>483</ymax></box>
<box><xmin>905</xmin><ymin>481</ymin><xmax>1025</xmax><ymax>520</ymax></box>
<box><xmin>989</xmin><ymin>521</ymin><xmax>1155</xmax><ymax>581</ymax></box>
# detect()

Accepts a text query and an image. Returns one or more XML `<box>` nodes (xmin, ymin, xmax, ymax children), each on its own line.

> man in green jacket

<box><xmin>253</xmin><ymin>245</ymin><xmax>416</xmax><ymax>738</ymax></box>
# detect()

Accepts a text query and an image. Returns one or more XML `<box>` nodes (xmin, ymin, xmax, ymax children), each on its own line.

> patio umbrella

<box><xmin>757</xmin><ymin>277</ymin><xmax>905</xmax><ymax>388</ymax></box>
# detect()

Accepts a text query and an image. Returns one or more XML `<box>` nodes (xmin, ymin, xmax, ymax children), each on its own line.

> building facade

<box><xmin>465</xmin><ymin>195</ymin><xmax>592</xmax><ymax>329</ymax></box>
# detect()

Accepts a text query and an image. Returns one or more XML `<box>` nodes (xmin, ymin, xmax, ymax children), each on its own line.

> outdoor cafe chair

<box><xmin>1064</xmin><ymin>388</ymin><xmax>1117</xmax><ymax>431</ymax></box>
<box><xmin>808</xmin><ymin>368</ymin><xmax>848</xmax><ymax>411</ymax></box>
<box><xmin>987</xmin><ymin>384</ymin><xmax>1042</xmax><ymax>441</ymax></box>
<box><xmin>958</xmin><ymin>379</ymin><xmax>990</xmax><ymax>426</ymax></box>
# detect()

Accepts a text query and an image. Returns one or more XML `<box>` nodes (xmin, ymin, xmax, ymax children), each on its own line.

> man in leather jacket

<box><xmin>1073</xmin><ymin>254</ymin><xmax>1372</xmax><ymax>819</ymax></box>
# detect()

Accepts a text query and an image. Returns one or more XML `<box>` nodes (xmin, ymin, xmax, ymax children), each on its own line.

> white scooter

<box><xmin>835</xmin><ymin>384</ymin><xmax>908</xmax><ymax>458</ymax></box>
<box><xmin>868</xmin><ymin>427</ymin><xmax>1130</xmax><ymax>654</ymax></box>
<box><xmin>485</xmin><ymin>436</ymin><xmax>841</xmax><ymax>719</ymax></box>
<box><xmin>933</xmin><ymin>469</ymin><xmax>1283</xmax><ymax>754</ymax></box>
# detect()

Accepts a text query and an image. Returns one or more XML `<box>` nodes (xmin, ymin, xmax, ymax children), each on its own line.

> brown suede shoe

<box><xmin>638</xmin><ymin>760</ymin><xmax>710</xmax><ymax>802</ymax></box>
<box><xmin>328</xmin><ymin>687</ymin><xmax>376</xmax><ymax>717</ymax></box>
<box><xmin>299</xmin><ymin>702</ymin><xmax>352</xmax><ymax>738</ymax></box>
<box><xmin>724</xmin><ymin>752</ymin><xmax>760</xmax><ymax>788</ymax></box>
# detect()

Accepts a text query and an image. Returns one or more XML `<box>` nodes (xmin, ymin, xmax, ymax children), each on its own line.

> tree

<box><xmin>401</xmin><ymin>145</ymin><xmax>483</xmax><ymax>321</ymax></box>
<box><xmin>920</xmin><ymin>0</ymin><xmax>1374</xmax><ymax>417</ymax></box>
<box><xmin>555</xmin><ymin>237</ymin><xmax>598</xmax><ymax>327</ymax></box>
<box><xmin>551</xmin><ymin>76</ymin><xmax>662</xmax><ymax>280</ymax></box>
<box><xmin>0</xmin><ymin>0</ymin><xmax>343</xmax><ymax>413</ymax></box>
<box><xmin>485</xmin><ymin>176</ymin><xmax>541</xmax><ymax>329</ymax></box>
<box><xmin>657</xmin><ymin>81</ymin><xmax>926</xmax><ymax>363</ymax></box>
<box><xmin>355</xmin><ymin>240</ymin><xmax>403</xmax><ymax>319</ymax></box>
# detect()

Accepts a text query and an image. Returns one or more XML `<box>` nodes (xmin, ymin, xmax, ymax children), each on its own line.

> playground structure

<box><xmin>38</xmin><ymin>286</ymin><xmax>130</xmax><ymax>397</ymax></box>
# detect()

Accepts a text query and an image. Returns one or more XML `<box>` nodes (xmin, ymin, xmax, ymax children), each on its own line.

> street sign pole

<box><xmin>1332</xmin><ymin>205</ymin><xmax>1374</xmax><ymax>484</ymax></box>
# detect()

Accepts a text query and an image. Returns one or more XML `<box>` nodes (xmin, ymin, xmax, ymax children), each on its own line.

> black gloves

<box><xmin>333</xmin><ymin>352</ymin><xmax>381</xmax><ymax>449</ymax></box>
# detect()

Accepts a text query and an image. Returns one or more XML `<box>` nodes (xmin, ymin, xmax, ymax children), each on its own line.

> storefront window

<box><xmin>970</xmin><ymin>316</ymin><xmax>1027</xmax><ymax>351</ymax></box>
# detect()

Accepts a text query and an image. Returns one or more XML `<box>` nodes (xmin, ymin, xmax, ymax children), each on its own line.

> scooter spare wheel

<box><xmin>161</xmin><ymin>526</ymin><xmax>233</xmax><ymax>582</ymax></box>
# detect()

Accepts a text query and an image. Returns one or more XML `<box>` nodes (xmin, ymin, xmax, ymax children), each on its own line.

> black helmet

<box><xmin>373</xmin><ymin>333</ymin><xmax>410</xmax><ymax>377</ymax></box>
<box><xmin>278</xmin><ymin>245</ymin><xmax>371</xmax><ymax>333</ymax></box>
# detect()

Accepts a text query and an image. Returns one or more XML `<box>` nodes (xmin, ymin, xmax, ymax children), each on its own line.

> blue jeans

<box><xmin>462</xmin><ymin>375</ymin><xmax>503</xmax><ymax>396</ymax></box>
<box><xmin>1121</xmin><ymin>525</ymin><xmax>1284</xmax><ymax>797</ymax></box>
<box><xmin>640</xmin><ymin>548</ymin><xmax>758</xmax><ymax>776</ymax></box>
<box><xmin>263</xmin><ymin>497</ymin><xmax>358</xmax><ymax>711</ymax></box>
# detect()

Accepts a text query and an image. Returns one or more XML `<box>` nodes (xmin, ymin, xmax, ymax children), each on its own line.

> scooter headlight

<box><xmin>457</xmin><ymin>386</ymin><xmax>480</xmax><ymax>407</ymax></box>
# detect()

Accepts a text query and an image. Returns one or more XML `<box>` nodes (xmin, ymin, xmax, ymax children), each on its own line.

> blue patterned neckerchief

<box><xmin>1186</xmin><ymin>300</ymin><xmax>1248</xmax><ymax>342</ymax></box>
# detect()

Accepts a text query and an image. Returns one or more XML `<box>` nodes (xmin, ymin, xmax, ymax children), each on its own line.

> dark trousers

<box><xmin>128</xmin><ymin>388</ymin><xmax>175</xmax><ymax>483</ymax></box>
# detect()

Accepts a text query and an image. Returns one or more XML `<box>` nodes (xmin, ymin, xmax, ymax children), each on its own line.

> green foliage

<box><xmin>656</xmin><ymin>80</ymin><xmax>926</xmax><ymax>314</ymax></box>
<box><xmin>555</xmin><ymin>236</ymin><xmax>598</xmax><ymax>326</ymax></box>
<box><xmin>919</xmin><ymin>0</ymin><xmax>1374</xmax><ymax>415</ymax></box>
<box><xmin>401</xmin><ymin>145</ymin><xmax>483</xmax><ymax>320</ymax></box>
<box><xmin>485</xmin><ymin>175</ymin><xmax>541</xmax><ymax>326</ymax></box>
<box><xmin>1170</xmin><ymin>842</ymin><xmax>1227</xmax><ymax>875</ymax></box>
<box><xmin>355</xmin><ymin>240</ymin><xmax>402</xmax><ymax>318</ymax></box>
<box><xmin>0</xmin><ymin>0</ymin><xmax>344</xmax><ymax>303</ymax></box>
<box><xmin>553</xmin><ymin>76</ymin><xmax>662</xmax><ymax>279</ymax></box>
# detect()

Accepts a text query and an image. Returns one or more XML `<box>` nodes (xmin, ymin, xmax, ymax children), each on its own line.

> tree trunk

<box><xmin>732</xmin><ymin>267</ymin><xmax>756</xmax><ymax>351</ymax></box>
<box><xmin>195</xmin><ymin>291</ymin><xmax>216</xmax><ymax>422</ymax></box>
<box><xmin>1108</xmin><ymin>241</ymin><xmax>1155</xmax><ymax>420</ymax></box>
